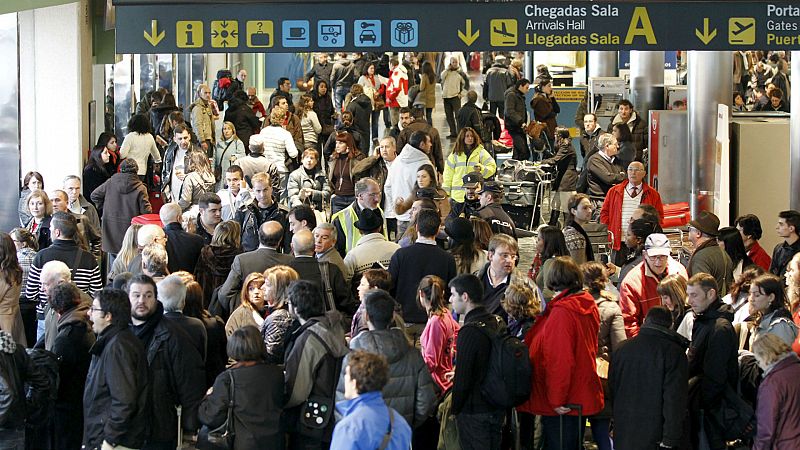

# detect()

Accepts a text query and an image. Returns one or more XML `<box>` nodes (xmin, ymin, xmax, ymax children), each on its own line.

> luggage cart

<box><xmin>497</xmin><ymin>165</ymin><xmax>553</xmax><ymax>231</ymax></box>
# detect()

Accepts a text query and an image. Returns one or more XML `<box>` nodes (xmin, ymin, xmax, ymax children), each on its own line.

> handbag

<box><xmin>373</xmin><ymin>91</ymin><xmax>386</xmax><ymax>111</ymax></box>
<box><xmin>197</xmin><ymin>371</ymin><xmax>235</xmax><ymax>450</ymax></box>
<box><xmin>525</xmin><ymin>121</ymin><xmax>547</xmax><ymax>139</ymax></box>
<box><xmin>214</xmin><ymin>140</ymin><xmax>234</xmax><ymax>181</ymax></box>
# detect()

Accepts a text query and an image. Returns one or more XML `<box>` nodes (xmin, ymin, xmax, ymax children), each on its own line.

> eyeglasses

<box><xmin>89</xmin><ymin>306</ymin><xmax>105</xmax><ymax>313</ymax></box>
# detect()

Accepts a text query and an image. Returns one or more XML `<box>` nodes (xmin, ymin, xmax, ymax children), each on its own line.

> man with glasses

<box><xmin>619</xmin><ymin>233</ymin><xmax>687</xmax><ymax>337</ymax></box>
<box><xmin>600</xmin><ymin>161</ymin><xmax>664</xmax><ymax>265</ymax></box>
<box><xmin>331</xmin><ymin>177</ymin><xmax>386</xmax><ymax>257</ymax></box>
<box><xmin>83</xmin><ymin>288</ymin><xmax>148</xmax><ymax>450</ymax></box>
<box><xmin>476</xmin><ymin>233</ymin><xmax>535</xmax><ymax>320</ymax></box>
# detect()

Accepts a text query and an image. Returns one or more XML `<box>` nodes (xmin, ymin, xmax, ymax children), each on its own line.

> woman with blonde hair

<box><xmin>442</xmin><ymin>127</ymin><xmax>496</xmax><ymax>204</ymax></box>
<box><xmin>24</xmin><ymin>190</ymin><xmax>53</xmax><ymax>251</ymax></box>
<box><xmin>195</xmin><ymin>221</ymin><xmax>242</xmax><ymax>312</ymax></box>
<box><xmin>0</xmin><ymin>233</ymin><xmax>26</xmax><ymax>346</ymax></box>
<box><xmin>108</xmin><ymin>224</ymin><xmax>143</xmax><ymax>283</ymax></box>
<box><xmin>656</xmin><ymin>273</ymin><xmax>691</xmax><ymax>337</ymax></box>
<box><xmin>213</xmin><ymin>121</ymin><xmax>246</xmax><ymax>190</ymax></box>
<box><xmin>751</xmin><ymin>333</ymin><xmax>800</xmax><ymax>449</ymax></box>
<box><xmin>178</xmin><ymin>152</ymin><xmax>216</xmax><ymax>211</ymax></box>
<box><xmin>225</xmin><ymin>272</ymin><xmax>267</xmax><ymax>336</ymax></box>
<box><xmin>417</xmin><ymin>275</ymin><xmax>459</xmax><ymax>394</ymax></box>
<box><xmin>261</xmin><ymin>265</ymin><xmax>299</xmax><ymax>363</ymax></box>
<box><xmin>296</xmin><ymin>94</ymin><xmax>322</xmax><ymax>150</ymax></box>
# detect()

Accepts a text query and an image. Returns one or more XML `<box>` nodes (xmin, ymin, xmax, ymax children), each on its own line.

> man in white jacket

<box><xmin>384</xmin><ymin>130</ymin><xmax>433</xmax><ymax>238</ymax></box>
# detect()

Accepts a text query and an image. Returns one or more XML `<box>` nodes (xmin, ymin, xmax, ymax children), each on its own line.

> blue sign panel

<box><xmin>318</xmin><ymin>20</ymin><xmax>345</xmax><ymax>47</ymax></box>
<box><xmin>282</xmin><ymin>20</ymin><xmax>309</xmax><ymax>47</ymax></box>
<box><xmin>354</xmin><ymin>20</ymin><xmax>381</xmax><ymax>47</ymax></box>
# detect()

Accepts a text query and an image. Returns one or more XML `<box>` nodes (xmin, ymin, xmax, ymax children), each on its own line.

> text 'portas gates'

<box><xmin>115</xmin><ymin>2</ymin><xmax>800</xmax><ymax>53</ymax></box>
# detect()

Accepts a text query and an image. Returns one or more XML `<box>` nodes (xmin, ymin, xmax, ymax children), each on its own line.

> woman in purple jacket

<box><xmin>752</xmin><ymin>333</ymin><xmax>800</xmax><ymax>449</ymax></box>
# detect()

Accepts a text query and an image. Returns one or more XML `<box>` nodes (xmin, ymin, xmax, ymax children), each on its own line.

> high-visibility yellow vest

<box><xmin>332</xmin><ymin>204</ymin><xmax>388</xmax><ymax>253</ymax></box>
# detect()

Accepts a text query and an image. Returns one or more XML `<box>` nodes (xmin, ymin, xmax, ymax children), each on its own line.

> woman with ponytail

<box><xmin>418</xmin><ymin>275</ymin><xmax>459</xmax><ymax>394</ymax></box>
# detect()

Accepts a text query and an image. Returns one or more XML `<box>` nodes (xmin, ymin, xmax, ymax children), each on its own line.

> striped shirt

<box><xmin>24</xmin><ymin>240</ymin><xmax>102</xmax><ymax>315</ymax></box>
<box><xmin>621</xmin><ymin>184</ymin><xmax>644</xmax><ymax>232</ymax></box>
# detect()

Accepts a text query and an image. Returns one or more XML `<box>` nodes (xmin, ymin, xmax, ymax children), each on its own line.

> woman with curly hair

<box><xmin>328</xmin><ymin>131</ymin><xmax>365</xmax><ymax>215</ymax></box>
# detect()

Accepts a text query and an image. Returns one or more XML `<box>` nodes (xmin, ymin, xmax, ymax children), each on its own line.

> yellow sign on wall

<box><xmin>211</xmin><ymin>20</ymin><xmax>239</xmax><ymax>48</ymax></box>
<box><xmin>176</xmin><ymin>21</ymin><xmax>203</xmax><ymax>48</ymax></box>
<box><xmin>490</xmin><ymin>19</ymin><xmax>517</xmax><ymax>46</ymax></box>
<box><xmin>247</xmin><ymin>20</ymin><xmax>274</xmax><ymax>48</ymax></box>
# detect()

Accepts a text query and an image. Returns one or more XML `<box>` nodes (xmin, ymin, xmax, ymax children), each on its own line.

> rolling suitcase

<box><xmin>583</xmin><ymin>222</ymin><xmax>613</xmax><ymax>263</ymax></box>
<box><xmin>559</xmin><ymin>403</ymin><xmax>583</xmax><ymax>450</ymax></box>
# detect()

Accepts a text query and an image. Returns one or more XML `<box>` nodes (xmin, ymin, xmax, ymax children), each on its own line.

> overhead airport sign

<box><xmin>116</xmin><ymin>2</ymin><xmax>800</xmax><ymax>53</ymax></box>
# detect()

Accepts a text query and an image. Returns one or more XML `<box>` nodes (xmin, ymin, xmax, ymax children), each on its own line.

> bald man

<box><xmin>125</xmin><ymin>224</ymin><xmax>167</xmax><ymax>275</ymax></box>
<box><xmin>288</xmin><ymin>229</ymin><xmax>354</xmax><ymax>315</ymax></box>
<box><xmin>600</xmin><ymin>161</ymin><xmax>664</xmax><ymax>265</ymax></box>
<box><xmin>217</xmin><ymin>221</ymin><xmax>292</xmax><ymax>314</ymax></box>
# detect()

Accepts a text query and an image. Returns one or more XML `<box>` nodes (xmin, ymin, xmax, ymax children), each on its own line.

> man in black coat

<box><xmin>475</xmin><ymin>182</ymin><xmax>517</xmax><ymax>238</ymax></box>
<box><xmin>84</xmin><ymin>288</ymin><xmax>149</xmax><ymax>450</ymax></box>
<box><xmin>503</xmin><ymin>78</ymin><xmax>531</xmax><ymax>161</ymax></box>
<box><xmin>158</xmin><ymin>275</ymin><xmax>208</xmax><ymax>363</ymax></box>
<box><xmin>585</xmin><ymin>133</ymin><xmax>625</xmax><ymax>202</ymax></box>
<box><xmin>610</xmin><ymin>306</ymin><xmax>689</xmax><ymax>450</ymax></box>
<box><xmin>456</xmin><ymin>91</ymin><xmax>484</xmax><ymax>138</ymax></box>
<box><xmin>606</xmin><ymin>99</ymin><xmax>648</xmax><ymax>158</ymax></box>
<box><xmin>126</xmin><ymin>274</ymin><xmax>206</xmax><ymax>450</ymax></box>
<box><xmin>49</xmin><ymin>283</ymin><xmax>96</xmax><ymax>450</ymax></box>
<box><xmin>288</xmin><ymin>230</ymin><xmax>354</xmax><ymax>316</ymax></box>
<box><xmin>685</xmin><ymin>274</ymin><xmax>738</xmax><ymax>450</ymax></box>
<box><xmin>159</xmin><ymin>203</ymin><xmax>204</xmax><ymax>274</ymax></box>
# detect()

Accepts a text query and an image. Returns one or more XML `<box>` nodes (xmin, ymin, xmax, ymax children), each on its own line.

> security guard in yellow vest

<box><xmin>332</xmin><ymin>177</ymin><xmax>387</xmax><ymax>256</ymax></box>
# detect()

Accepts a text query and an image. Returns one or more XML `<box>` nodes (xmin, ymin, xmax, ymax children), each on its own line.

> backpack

<box><xmin>470</xmin><ymin>316</ymin><xmax>532</xmax><ymax>408</ymax></box>
<box><xmin>212</xmin><ymin>69</ymin><xmax>234</xmax><ymax>105</ymax></box>
<box><xmin>25</xmin><ymin>348</ymin><xmax>59</xmax><ymax>428</ymax></box>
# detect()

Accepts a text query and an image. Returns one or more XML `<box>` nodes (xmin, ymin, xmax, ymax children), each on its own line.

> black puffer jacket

<box><xmin>503</xmin><ymin>86</ymin><xmax>527</xmax><ymax>130</ymax></box>
<box><xmin>132</xmin><ymin>303</ymin><xmax>206</xmax><ymax>447</ymax></box>
<box><xmin>346</xmin><ymin>93</ymin><xmax>373</xmax><ymax>139</ymax></box>
<box><xmin>83</xmin><ymin>324</ymin><xmax>148</xmax><ymax>449</ymax></box>
<box><xmin>336</xmin><ymin>328</ymin><xmax>437</xmax><ymax>428</ymax></box>
<box><xmin>610</xmin><ymin>323</ymin><xmax>689</xmax><ymax>450</ymax></box>
<box><xmin>224</xmin><ymin>97</ymin><xmax>261</xmax><ymax>150</ymax></box>
<box><xmin>0</xmin><ymin>330</ymin><xmax>49</xmax><ymax>430</ymax></box>
<box><xmin>199</xmin><ymin>362</ymin><xmax>286</xmax><ymax>450</ymax></box>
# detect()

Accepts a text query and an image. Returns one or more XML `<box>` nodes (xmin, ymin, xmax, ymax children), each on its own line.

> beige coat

<box><xmin>0</xmin><ymin>277</ymin><xmax>26</xmax><ymax>346</ymax></box>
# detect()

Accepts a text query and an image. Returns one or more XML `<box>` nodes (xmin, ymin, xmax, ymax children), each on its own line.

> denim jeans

<box><xmin>334</xmin><ymin>86</ymin><xmax>349</xmax><ymax>114</ymax></box>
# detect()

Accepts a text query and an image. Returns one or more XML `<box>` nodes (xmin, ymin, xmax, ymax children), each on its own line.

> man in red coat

<box><xmin>619</xmin><ymin>233</ymin><xmax>687</xmax><ymax>337</ymax></box>
<box><xmin>600</xmin><ymin>161</ymin><xmax>664</xmax><ymax>265</ymax></box>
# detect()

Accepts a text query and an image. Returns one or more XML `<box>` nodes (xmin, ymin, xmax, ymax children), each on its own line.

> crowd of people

<box><xmin>3</xmin><ymin>51</ymin><xmax>800</xmax><ymax>450</ymax></box>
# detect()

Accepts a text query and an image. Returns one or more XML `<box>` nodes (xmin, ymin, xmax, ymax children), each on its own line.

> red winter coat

<box><xmin>520</xmin><ymin>289</ymin><xmax>603</xmax><ymax>417</ymax></box>
<box><xmin>618</xmin><ymin>258</ymin><xmax>687</xmax><ymax>337</ymax></box>
<box><xmin>599</xmin><ymin>180</ymin><xmax>664</xmax><ymax>251</ymax></box>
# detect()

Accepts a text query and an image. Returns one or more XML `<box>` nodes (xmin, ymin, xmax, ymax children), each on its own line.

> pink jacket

<box><xmin>420</xmin><ymin>313</ymin><xmax>459</xmax><ymax>393</ymax></box>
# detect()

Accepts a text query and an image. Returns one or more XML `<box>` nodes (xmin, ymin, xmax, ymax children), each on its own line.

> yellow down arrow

<box><xmin>458</xmin><ymin>19</ymin><xmax>479</xmax><ymax>46</ymax></box>
<box><xmin>695</xmin><ymin>18</ymin><xmax>717</xmax><ymax>45</ymax></box>
<box><xmin>144</xmin><ymin>19</ymin><xmax>165</xmax><ymax>46</ymax></box>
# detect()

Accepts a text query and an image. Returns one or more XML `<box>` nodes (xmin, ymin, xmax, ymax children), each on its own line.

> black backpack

<box><xmin>470</xmin><ymin>316</ymin><xmax>532</xmax><ymax>408</ymax></box>
<box><xmin>212</xmin><ymin>69</ymin><xmax>234</xmax><ymax>105</ymax></box>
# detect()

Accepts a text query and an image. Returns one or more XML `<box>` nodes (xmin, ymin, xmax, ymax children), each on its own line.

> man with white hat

<box><xmin>618</xmin><ymin>233</ymin><xmax>687</xmax><ymax>337</ymax></box>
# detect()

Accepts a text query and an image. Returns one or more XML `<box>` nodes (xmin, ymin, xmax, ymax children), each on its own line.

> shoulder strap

<box><xmin>317</xmin><ymin>261</ymin><xmax>337</xmax><ymax>313</ymax></box>
<box><xmin>219</xmin><ymin>140</ymin><xmax>235</xmax><ymax>163</ymax></box>
<box><xmin>378</xmin><ymin>406</ymin><xmax>394</xmax><ymax>450</ymax></box>
<box><xmin>225</xmin><ymin>370</ymin><xmax>235</xmax><ymax>429</ymax></box>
